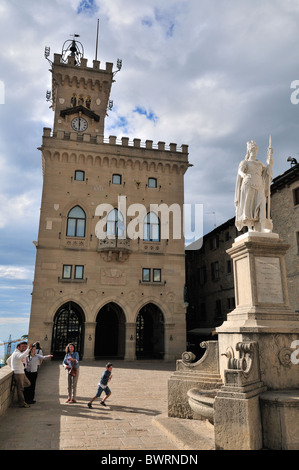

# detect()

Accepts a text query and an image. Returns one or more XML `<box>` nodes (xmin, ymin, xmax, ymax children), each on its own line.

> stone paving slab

<box><xmin>0</xmin><ymin>360</ymin><xmax>215</xmax><ymax>451</ymax></box>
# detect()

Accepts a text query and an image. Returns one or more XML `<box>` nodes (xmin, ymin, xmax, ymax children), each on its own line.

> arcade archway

<box><xmin>94</xmin><ymin>302</ymin><xmax>126</xmax><ymax>359</ymax></box>
<box><xmin>136</xmin><ymin>303</ymin><xmax>165</xmax><ymax>359</ymax></box>
<box><xmin>51</xmin><ymin>301</ymin><xmax>85</xmax><ymax>359</ymax></box>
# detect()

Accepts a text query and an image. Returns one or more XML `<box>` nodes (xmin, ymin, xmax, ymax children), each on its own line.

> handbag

<box><xmin>69</xmin><ymin>367</ymin><xmax>77</xmax><ymax>377</ymax></box>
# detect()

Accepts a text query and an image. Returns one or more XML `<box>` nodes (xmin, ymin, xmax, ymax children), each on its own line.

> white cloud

<box><xmin>0</xmin><ymin>266</ymin><xmax>34</xmax><ymax>280</ymax></box>
<box><xmin>0</xmin><ymin>317</ymin><xmax>29</xmax><ymax>325</ymax></box>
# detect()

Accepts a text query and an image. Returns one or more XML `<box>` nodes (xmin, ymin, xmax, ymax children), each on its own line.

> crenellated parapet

<box><xmin>41</xmin><ymin>128</ymin><xmax>190</xmax><ymax>175</ymax></box>
<box><xmin>42</xmin><ymin>127</ymin><xmax>188</xmax><ymax>153</ymax></box>
<box><xmin>50</xmin><ymin>53</ymin><xmax>115</xmax><ymax>136</ymax></box>
<box><xmin>52</xmin><ymin>53</ymin><xmax>113</xmax><ymax>93</ymax></box>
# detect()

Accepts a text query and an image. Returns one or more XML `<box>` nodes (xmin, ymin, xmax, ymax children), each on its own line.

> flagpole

<box><xmin>95</xmin><ymin>18</ymin><xmax>99</xmax><ymax>61</ymax></box>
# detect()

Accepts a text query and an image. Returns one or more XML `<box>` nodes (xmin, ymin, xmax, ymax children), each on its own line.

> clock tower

<box><xmin>49</xmin><ymin>37</ymin><xmax>115</xmax><ymax>137</ymax></box>
<box><xmin>28</xmin><ymin>36</ymin><xmax>190</xmax><ymax>362</ymax></box>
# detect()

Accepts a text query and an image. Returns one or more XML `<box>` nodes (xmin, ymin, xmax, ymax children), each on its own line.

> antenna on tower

<box><xmin>95</xmin><ymin>18</ymin><xmax>99</xmax><ymax>61</ymax></box>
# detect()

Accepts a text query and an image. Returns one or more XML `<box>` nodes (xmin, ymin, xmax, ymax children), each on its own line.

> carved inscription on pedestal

<box><xmin>255</xmin><ymin>257</ymin><xmax>283</xmax><ymax>304</ymax></box>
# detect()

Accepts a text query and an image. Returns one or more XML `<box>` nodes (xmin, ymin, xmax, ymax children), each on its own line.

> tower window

<box><xmin>74</xmin><ymin>265</ymin><xmax>84</xmax><ymax>279</ymax></box>
<box><xmin>75</xmin><ymin>170</ymin><xmax>85</xmax><ymax>181</ymax></box>
<box><xmin>142</xmin><ymin>268</ymin><xmax>162</xmax><ymax>283</ymax></box>
<box><xmin>153</xmin><ymin>269</ymin><xmax>161</xmax><ymax>282</ymax></box>
<box><xmin>142</xmin><ymin>268</ymin><xmax>150</xmax><ymax>282</ymax></box>
<box><xmin>144</xmin><ymin>212</ymin><xmax>160</xmax><ymax>242</ymax></box>
<box><xmin>62</xmin><ymin>265</ymin><xmax>72</xmax><ymax>279</ymax></box>
<box><xmin>210</xmin><ymin>236</ymin><xmax>219</xmax><ymax>250</ymax></box>
<box><xmin>148</xmin><ymin>177</ymin><xmax>157</xmax><ymax>188</ymax></box>
<box><xmin>211</xmin><ymin>261</ymin><xmax>219</xmax><ymax>281</ymax></box>
<box><xmin>62</xmin><ymin>265</ymin><xmax>84</xmax><ymax>280</ymax></box>
<box><xmin>66</xmin><ymin>206</ymin><xmax>86</xmax><ymax>237</ymax></box>
<box><xmin>112</xmin><ymin>174</ymin><xmax>122</xmax><ymax>185</ymax></box>
<box><xmin>293</xmin><ymin>187</ymin><xmax>299</xmax><ymax>206</ymax></box>
<box><xmin>227</xmin><ymin>260</ymin><xmax>232</xmax><ymax>274</ymax></box>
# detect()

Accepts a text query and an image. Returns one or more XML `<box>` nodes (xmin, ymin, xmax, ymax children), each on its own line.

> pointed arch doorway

<box><xmin>94</xmin><ymin>302</ymin><xmax>126</xmax><ymax>359</ymax></box>
<box><xmin>136</xmin><ymin>303</ymin><xmax>165</xmax><ymax>359</ymax></box>
<box><xmin>51</xmin><ymin>301</ymin><xmax>85</xmax><ymax>359</ymax></box>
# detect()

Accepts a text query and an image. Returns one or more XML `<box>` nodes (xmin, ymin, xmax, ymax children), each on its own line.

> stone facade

<box><xmin>270</xmin><ymin>163</ymin><xmax>299</xmax><ymax>313</ymax></box>
<box><xmin>28</xmin><ymin>46</ymin><xmax>190</xmax><ymax>361</ymax></box>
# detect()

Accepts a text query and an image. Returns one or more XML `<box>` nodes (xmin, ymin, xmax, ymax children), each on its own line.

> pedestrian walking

<box><xmin>87</xmin><ymin>362</ymin><xmax>113</xmax><ymax>409</ymax></box>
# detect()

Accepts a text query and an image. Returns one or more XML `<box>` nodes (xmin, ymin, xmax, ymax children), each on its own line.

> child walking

<box><xmin>87</xmin><ymin>363</ymin><xmax>113</xmax><ymax>408</ymax></box>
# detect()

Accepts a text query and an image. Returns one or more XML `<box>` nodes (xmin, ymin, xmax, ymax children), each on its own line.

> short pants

<box><xmin>96</xmin><ymin>384</ymin><xmax>111</xmax><ymax>397</ymax></box>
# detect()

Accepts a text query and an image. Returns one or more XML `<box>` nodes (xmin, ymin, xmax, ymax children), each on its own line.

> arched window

<box><xmin>143</xmin><ymin>212</ymin><xmax>160</xmax><ymax>242</ymax></box>
<box><xmin>66</xmin><ymin>206</ymin><xmax>86</xmax><ymax>237</ymax></box>
<box><xmin>107</xmin><ymin>209</ymin><xmax>125</xmax><ymax>237</ymax></box>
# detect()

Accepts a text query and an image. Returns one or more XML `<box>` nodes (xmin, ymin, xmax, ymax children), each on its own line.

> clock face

<box><xmin>71</xmin><ymin>117</ymin><xmax>88</xmax><ymax>132</ymax></box>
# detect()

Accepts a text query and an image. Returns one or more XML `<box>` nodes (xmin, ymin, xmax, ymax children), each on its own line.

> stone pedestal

<box><xmin>215</xmin><ymin>232</ymin><xmax>299</xmax><ymax>450</ymax></box>
<box><xmin>217</xmin><ymin>232</ymin><xmax>299</xmax><ymax>390</ymax></box>
<box><xmin>260</xmin><ymin>390</ymin><xmax>299</xmax><ymax>449</ymax></box>
<box><xmin>214</xmin><ymin>341</ymin><xmax>266</xmax><ymax>450</ymax></box>
<box><xmin>168</xmin><ymin>341</ymin><xmax>222</xmax><ymax>419</ymax></box>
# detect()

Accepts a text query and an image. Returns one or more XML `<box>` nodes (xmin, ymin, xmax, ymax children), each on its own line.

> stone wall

<box><xmin>0</xmin><ymin>366</ymin><xmax>14</xmax><ymax>417</ymax></box>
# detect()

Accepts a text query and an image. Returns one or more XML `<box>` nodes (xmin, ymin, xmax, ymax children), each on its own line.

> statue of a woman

<box><xmin>235</xmin><ymin>140</ymin><xmax>273</xmax><ymax>232</ymax></box>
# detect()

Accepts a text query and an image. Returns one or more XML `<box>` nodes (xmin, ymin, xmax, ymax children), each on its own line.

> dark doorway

<box><xmin>94</xmin><ymin>302</ymin><xmax>125</xmax><ymax>359</ymax></box>
<box><xmin>136</xmin><ymin>303</ymin><xmax>164</xmax><ymax>359</ymax></box>
<box><xmin>51</xmin><ymin>302</ymin><xmax>85</xmax><ymax>359</ymax></box>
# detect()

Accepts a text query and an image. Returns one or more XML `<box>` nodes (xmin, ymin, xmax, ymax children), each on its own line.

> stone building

<box><xmin>185</xmin><ymin>218</ymin><xmax>243</xmax><ymax>355</ymax></box>
<box><xmin>270</xmin><ymin>162</ymin><xmax>299</xmax><ymax>312</ymax></box>
<box><xmin>28</xmin><ymin>39</ymin><xmax>190</xmax><ymax>361</ymax></box>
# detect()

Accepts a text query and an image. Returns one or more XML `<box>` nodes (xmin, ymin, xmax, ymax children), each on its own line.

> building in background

<box><xmin>28</xmin><ymin>37</ymin><xmax>190</xmax><ymax>361</ymax></box>
<box><xmin>270</xmin><ymin>161</ymin><xmax>299</xmax><ymax>312</ymax></box>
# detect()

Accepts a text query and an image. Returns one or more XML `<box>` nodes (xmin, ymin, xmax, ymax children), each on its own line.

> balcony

<box><xmin>97</xmin><ymin>238</ymin><xmax>131</xmax><ymax>262</ymax></box>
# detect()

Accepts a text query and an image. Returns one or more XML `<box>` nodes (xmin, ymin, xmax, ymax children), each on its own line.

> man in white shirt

<box><xmin>8</xmin><ymin>341</ymin><xmax>33</xmax><ymax>408</ymax></box>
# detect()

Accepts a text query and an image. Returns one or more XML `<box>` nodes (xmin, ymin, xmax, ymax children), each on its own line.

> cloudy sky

<box><xmin>0</xmin><ymin>0</ymin><xmax>299</xmax><ymax>342</ymax></box>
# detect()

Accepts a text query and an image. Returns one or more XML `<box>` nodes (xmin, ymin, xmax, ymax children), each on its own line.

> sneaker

<box><xmin>100</xmin><ymin>401</ymin><xmax>107</xmax><ymax>407</ymax></box>
<box><xmin>87</xmin><ymin>402</ymin><xmax>93</xmax><ymax>409</ymax></box>
<box><xmin>20</xmin><ymin>403</ymin><xmax>30</xmax><ymax>408</ymax></box>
